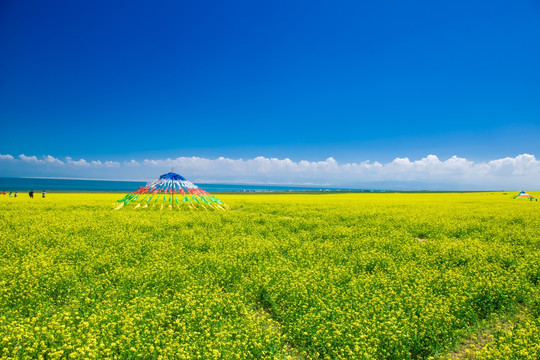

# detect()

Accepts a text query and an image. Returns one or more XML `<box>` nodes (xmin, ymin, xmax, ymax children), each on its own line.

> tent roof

<box><xmin>513</xmin><ymin>191</ymin><xmax>536</xmax><ymax>199</ymax></box>
<box><xmin>115</xmin><ymin>171</ymin><xmax>227</xmax><ymax>210</ymax></box>
<box><xmin>159</xmin><ymin>172</ymin><xmax>186</xmax><ymax>181</ymax></box>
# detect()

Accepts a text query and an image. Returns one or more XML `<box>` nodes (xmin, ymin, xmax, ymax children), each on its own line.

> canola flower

<box><xmin>0</xmin><ymin>192</ymin><xmax>538</xmax><ymax>359</ymax></box>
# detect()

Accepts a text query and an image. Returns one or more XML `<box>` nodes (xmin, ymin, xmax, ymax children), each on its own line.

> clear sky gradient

<box><xmin>1</xmin><ymin>1</ymin><xmax>539</xmax><ymax>188</ymax></box>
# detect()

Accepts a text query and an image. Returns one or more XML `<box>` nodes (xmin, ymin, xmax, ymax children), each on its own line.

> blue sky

<box><xmin>1</xmin><ymin>1</ymin><xmax>539</xmax><ymax>188</ymax></box>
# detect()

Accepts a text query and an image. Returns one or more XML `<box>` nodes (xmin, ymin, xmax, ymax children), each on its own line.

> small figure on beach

<box><xmin>9</xmin><ymin>192</ymin><xmax>12</xmax><ymax>197</ymax></box>
<box><xmin>29</xmin><ymin>190</ymin><xmax>34</xmax><ymax>198</ymax></box>
<box><xmin>42</xmin><ymin>191</ymin><xmax>46</xmax><ymax>198</ymax></box>
<box><xmin>14</xmin><ymin>192</ymin><xmax>17</xmax><ymax>198</ymax></box>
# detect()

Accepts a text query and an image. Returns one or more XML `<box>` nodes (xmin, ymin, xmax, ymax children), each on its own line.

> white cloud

<box><xmin>18</xmin><ymin>154</ymin><xmax>64</xmax><ymax>165</ymax></box>
<box><xmin>131</xmin><ymin>154</ymin><xmax>539</xmax><ymax>189</ymax></box>
<box><xmin>103</xmin><ymin>161</ymin><xmax>120</xmax><ymax>168</ymax></box>
<box><xmin>65</xmin><ymin>157</ymin><xmax>89</xmax><ymax>167</ymax></box>
<box><xmin>63</xmin><ymin>157</ymin><xmax>120</xmax><ymax>168</ymax></box>
<box><xmin>487</xmin><ymin>153</ymin><xmax>539</xmax><ymax>176</ymax></box>
<box><xmin>44</xmin><ymin>155</ymin><xmax>64</xmax><ymax>165</ymax></box>
<box><xmin>19</xmin><ymin>154</ymin><xmax>42</xmax><ymax>163</ymax></box>
<box><xmin>124</xmin><ymin>159</ymin><xmax>140</xmax><ymax>167</ymax></box>
<box><xmin>1</xmin><ymin>153</ymin><xmax>539</xmax><ymax>190</ymax></box>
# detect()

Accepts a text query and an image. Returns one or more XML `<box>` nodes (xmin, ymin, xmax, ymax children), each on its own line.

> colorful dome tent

<box><xmin>115</xmin><ymin>172</ymin><xmax>228</xmax><ymax>210</ymax></box>
<box><xmin>512</xmin><ymin>191</ymin><xmax>537</xmax><ymax>200</ymax></box>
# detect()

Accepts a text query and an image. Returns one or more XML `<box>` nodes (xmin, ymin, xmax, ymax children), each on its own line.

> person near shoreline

<box><xmin>29</xmin><ymin>190</ymin><xmax>34</xmax><ymax>198</ymax></box>
<box><xmin>42</xmin><ymin>191</ymin><xmax>46</xmax><ymax>198</ymax></box>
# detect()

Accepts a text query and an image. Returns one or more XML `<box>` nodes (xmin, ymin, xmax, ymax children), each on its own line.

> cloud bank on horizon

<box><xmin>1</xmin><ymin>153</ymin><xmax>538</xmax><ymax>190</ymax></box>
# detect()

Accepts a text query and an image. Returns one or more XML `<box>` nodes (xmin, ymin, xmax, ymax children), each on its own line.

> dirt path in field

<box><xmin>445</xmin><ymin>307</ymin><xmax>527</xmax><ymax>359</ymax></box>
<box><xmin>254</xmin><ymin>307</ymin><xmax>304</xmax><ymax>360</ymax></box>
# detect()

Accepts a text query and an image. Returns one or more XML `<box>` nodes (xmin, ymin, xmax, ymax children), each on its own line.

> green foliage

<box><xmin>0</xmin><ymin>192</ymin><xmax>538</xmax><ymax>359</ymax></box>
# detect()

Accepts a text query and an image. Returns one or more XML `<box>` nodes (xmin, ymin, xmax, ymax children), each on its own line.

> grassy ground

<box><xmin>0</xmin><ymin>192</ymin><xmax>538</xmax><ymax>359</ymax></box>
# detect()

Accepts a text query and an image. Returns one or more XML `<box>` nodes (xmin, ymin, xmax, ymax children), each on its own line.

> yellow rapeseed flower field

<box><xmin>0</xmin><ymin>192</ymin><xmax>539</xmax><ymax>359</ymax></box>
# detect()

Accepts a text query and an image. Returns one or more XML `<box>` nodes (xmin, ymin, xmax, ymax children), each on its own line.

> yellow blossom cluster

<box><xmin>0</xmin><ymin>192</ymin><xmax>538</xmax><ymax>359</ymax></box>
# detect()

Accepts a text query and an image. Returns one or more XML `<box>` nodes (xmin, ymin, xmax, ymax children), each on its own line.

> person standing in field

<box><xmin>42</xmin><ymin>191</ymin><xmax>46</xmax><ymax>198</ymax></box>
<box><xmin>14</xmin><ymin>192</ymin><xmax>17</xmax><ymax>197</ymax></box>
<box><xmin>29</xmin><ymin>190</ymin><xmax>34</xmax><ymax>198</ymax></box>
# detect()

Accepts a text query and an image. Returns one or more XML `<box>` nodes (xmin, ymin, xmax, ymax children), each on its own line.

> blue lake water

<box><xmin>0</xmin><ymin>177</ymin><xmax>361</xmax><ymax>193</ymax></box>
